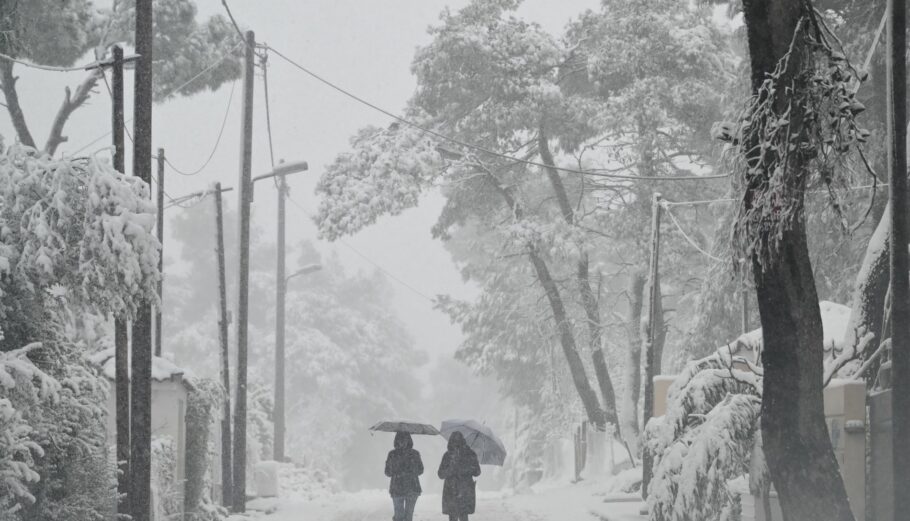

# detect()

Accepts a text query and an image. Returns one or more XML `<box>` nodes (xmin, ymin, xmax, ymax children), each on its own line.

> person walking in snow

<box><xmin>385</xmin><ymin>432</ymin><xmax>424</xmax><ymax>521</ymax></box>
<box><xmin>437</xmin><ymin>431</ymin><xmax>481</xmax><ymax>521</ymax></box>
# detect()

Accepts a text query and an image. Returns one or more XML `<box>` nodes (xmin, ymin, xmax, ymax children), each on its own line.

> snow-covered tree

<box><xmin>0</xmin><ymin>147</ymin><xmax>159</xmax><ymax>346</ymax></box>
<box><xmin>316</xmin><ymin>0</ymin><xmax>737</xmax><ymax>457</ymax></box>
<box><xmin>0</xmin><ymin>0</ymin><xmax>242</xmax><ymax>156</ymax></box>
<box><xmin>0</xmin><ymin>147</ymin><xmax>158</xmax><ymax>518</ymax></box>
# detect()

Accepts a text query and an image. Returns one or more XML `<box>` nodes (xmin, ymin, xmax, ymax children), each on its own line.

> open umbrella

<box><xmin>440</xmin><ymin>419</ymin><xmax>507</xmax><ymax>466</ymax></box>
<box><xmin>369</xmin><ymin>420</ymin><xmax>441</xmax><ymax>436</ymax></box>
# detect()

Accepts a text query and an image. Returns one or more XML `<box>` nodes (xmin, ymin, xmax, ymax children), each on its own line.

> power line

<box><xmin>660</xmin><ymin>201</ymin><xmax>727</xmax><ymax>263</ymax></box>
<box><xmin>264</xmin><ymin>45</ymin><xmax>731</xmax><ymax>183</ymax></box>
<box><xmin>284</xmin><ymin>194</ymin><xmax>436</xmax><ymax>302</ymax></box>
<box><xmin>100</xmin><ymin>72</ymin><xmax>136</xmax><ymax>146</ymax></box>
<box><xmin>0</xmin><ymin>51</ymin><xmax>103</xmax><ymax>72</ymax></box>
<box><xmin>659</xmin><ymin>182</ymin><xmax>886</xmax><ymax>261</ymax></box>
<box><xmin>260</xmin><ymin>49</ymin><xmax>280</xmax><ymax>189</ymax></box>
<box><xmin>71</xmin><ymin>41</ymin><xmax>243</xmax><ymax>156</ymax></box>
<box><xmin>164</xmin><ymin>79</ymin><xmax>238</xmax><ymax>176</ymax></box>
<box><xmin>221</xmin><ymin>0</ymin><xmax>249</xmax><ymax>47</ymax></box>
<box><xmin>662</xmin><ymin>183</ymin><xmax>886</xmax><ymax>207</ymax></box>
<box><xmin>338</xmin><ymin>239</ymin><xmax>436</xmax><ymax>303</ymax></box>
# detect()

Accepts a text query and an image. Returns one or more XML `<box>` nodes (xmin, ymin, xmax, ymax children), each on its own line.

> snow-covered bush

<box><xmin>647</xmin><ymin>301</ymin><xmax>858</xmax><ymax>521</ymax></box>
<box><xmin>152</xmin><ymin>437</ymin><xmax>181</xmax><ymax>520</ymax></box>
<box><xmin>277</xmin><ymin>463</ymin><xmax>340</xmax><ymax>500</ymax></box>
<box><xmin>0</xmin><ymin>344</ymin><xmax>58</xmax><ymax>514</ymax></box>
<box><xmin>646</xmin><ymin>341</ymin><xmax>762</xmax><ymax>521</ymax></box>
<box><xmin>12</xmin><ymin>300</ymin><xmax>114</xmax><ymax>521</ymax></box>
<box><xmin>185</xmin><ymin>378</ymin><xmax>227</xmax><ymax>521</ymax></box>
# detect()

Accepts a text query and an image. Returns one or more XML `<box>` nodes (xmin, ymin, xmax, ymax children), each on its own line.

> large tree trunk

<box><xmin>528</xmin><ymin>247</ymin><xmax>607</xmax><ymax>429</ymax></box>
<box><xmin>481</xmin><ymin>169</ymin><xmax>608</xmax><ymax>429</ymax></box>
<box><xmin>538</xmin><ymin>130</ymin><xmax>619</xmax><ymax>428</ymax></box>
<box><xmin>620</xmin><ymin>271</ymin><xmax>645</xmax><ymax>447</ymax></box>
<box><xmin>741</xmin><ymin>1</ymin><xmax>855</xmax><ymax>520</ymax></box>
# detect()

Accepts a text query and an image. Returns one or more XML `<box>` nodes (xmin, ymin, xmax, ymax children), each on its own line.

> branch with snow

<box><xmin>0</xmin><ymin>146</ymin><xmax>160</xmax><ymax>318</ymax></box>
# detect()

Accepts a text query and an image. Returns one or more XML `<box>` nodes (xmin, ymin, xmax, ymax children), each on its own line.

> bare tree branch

<box><xmin>0</xmin><ymin>61</ymin><xmax>36</xmax><ymax>148</ymax></box>
<box><xmin>44</xmin><ymin>69</ymin><xmax>103</xmax><ymax>156</ymax></box>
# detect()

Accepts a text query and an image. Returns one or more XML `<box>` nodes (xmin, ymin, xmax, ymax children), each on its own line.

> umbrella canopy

<box><xmin>440</xmin><ymin>419</ymin><xmax>507</xmax><ymax>466</ymax></box>
<box><xmin>369</xmin><ymin>420</ymin><xmax>441</xmax><ymax>436</ymax></box>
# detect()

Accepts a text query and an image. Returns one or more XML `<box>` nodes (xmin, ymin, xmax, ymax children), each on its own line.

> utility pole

<box><xmin>233</xmin><ymin>29</ymin><xmax>256</xmax><ymax>513</ymax></box>
<box><xmin>130</xmin><ymin>0</ymin><xmax>154</xmax><ymax>519</ymax></box>
<box><xmin>110</xmin><ymin>44</ymin><xmax>130</xmax><ymax>519</ymax></box>
<box><xmin>887</xmin><ymin>0</ymin><xmax>910</xmax><ymax>517</ymax></box>
<box><xmin>274</xmin><ymin>174</ymin><xmax>287</xmax><ymax>462</ymax></box>
<box><xmin>155</xmin><ymin>149</ymin><xmax>165</xmax><ymax>357</ymax></box>
<box><xmin>741</xmin><ymin>261</ymin><xmax>750</xmax><ymax>334</ymax></box>
<box><xmin>214</xmin><ymin>182</ymin><xmax>233</xmax><ymax>506</ymax></box>
<box><xmin>641</xmin><ymin>192</ymin><xmax>662</xmax><ymax>501</ymax></box>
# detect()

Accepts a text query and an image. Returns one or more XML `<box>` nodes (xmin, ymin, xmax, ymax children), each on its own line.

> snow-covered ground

<box><xmin>236</xmin><ymin>478</ymin><xmax>644</xmax><ymax>521</ymax></box>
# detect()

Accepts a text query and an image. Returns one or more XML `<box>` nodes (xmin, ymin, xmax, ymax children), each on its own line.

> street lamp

<box><xmin>249</xmin><ymin>159</ymin><xmax>309</xmax><ymax>462</ymax></box>
<box><xmin>274</xmin><ymin>261</ymin><xmax>322</xmax><ymax>461</ymax></box>
<box><xmin>286</xmin><ymin>263</ymin><xmax>322</xmax><ymax>286</ymax></box>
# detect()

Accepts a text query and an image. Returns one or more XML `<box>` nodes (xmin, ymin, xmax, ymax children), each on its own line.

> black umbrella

<box><xmin>369</xmin><ymin>420</ymin><xmax>441</xmax><ymax>436</ymax></box>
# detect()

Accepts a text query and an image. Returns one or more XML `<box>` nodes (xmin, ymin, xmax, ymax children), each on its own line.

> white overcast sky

<box><xmin>3</xmin><ymin>0</ymin><xmax>600</xmax><ymax>371</ymax></box>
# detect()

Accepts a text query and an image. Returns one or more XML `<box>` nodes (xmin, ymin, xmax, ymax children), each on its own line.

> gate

<box><xmin>867</xmin><ymin>389</ymin><xmax>893</xmax><ymax>521</ymax></box>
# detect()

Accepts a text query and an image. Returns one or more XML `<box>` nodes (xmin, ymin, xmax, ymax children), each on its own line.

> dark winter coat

<box><xmin>385</xmin><ymin>432</ymin><xmax>424</xmax><ymax>497</ymax></box>
<box><xmin>437</xmin><ymin>432</ymin><xmax>481</xmax><ymax>515</ymax></box>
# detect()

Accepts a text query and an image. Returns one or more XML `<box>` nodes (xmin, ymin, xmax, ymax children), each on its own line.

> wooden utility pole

<box><xmin>130</xmin><ymin>0</ymin><xmax>154</xmax><ymax>519</ymax></box>
<box><xmin>887</xmin><ymin>0</ymin><xmax>910</xmax><ymax>517</ymax></box>
<box><xmin>741</xmin><ymin>260</ymin><xmax>750</xmax><ymax>334</ymax></box>
<box><xmin>641</xmin><ymin>192</ymin><xmax>662</xmax><ymax>500</ymax></box>
<box><xmin>155</xmin><ymin>149</ymin><xmax>165</xmax><ymax>357</ymax></box>
<box><xmin>274</xmin><ymin>174</ymin><xmax>287</xmax><ymax>462</ymax></box>
<box><xmin>111</xmin><ymin>44</ymin><xmax>130</xmax><ymax>518</ymax></box>
<box><xmin>233</xmin><ymin>29</ymin><xmax>256</xmax><ymax>513</ymax></box>
<box><xmin>213</xmin><ymin>182</ymin><xmax>234</xmax><ymax>506</ymax></box>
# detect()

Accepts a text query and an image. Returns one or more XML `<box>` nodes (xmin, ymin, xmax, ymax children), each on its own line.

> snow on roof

<box><xmin>87</xmin><ymin>348</ymin><xmax>196</xmax><ymax>389</ymax></box>
<box><xmin>729</xmin><ymin>300</ymin><xmax>851</xmax><ymax>354</ymax></box>
<box><xmin>820</xmin><ymin>300</ymin><xmax>851</xmax><ymax>352</ymax></box>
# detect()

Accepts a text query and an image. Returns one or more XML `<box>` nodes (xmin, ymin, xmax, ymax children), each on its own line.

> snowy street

<box><xmin>245</xmin><ymin>481</ymin><xmax>645</xmax><ymax>521</ymax></box>
<box><xmin>305</xmin><ymin>494</ymin><xmax>537</xmax><ymax>521</ymax></box>
<box><xmin>6</xmin><ymin>1</ymin><xmax>906</xmax><ymax>521</ymax></box>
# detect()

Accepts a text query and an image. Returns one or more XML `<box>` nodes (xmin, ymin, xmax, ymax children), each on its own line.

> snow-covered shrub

<box><xmin>277</xmin><ymin>463</ymin><xmax>340</xmax><ymax>500</ymax></box>
<box><xmin>246</xmin><ymin>383</ymin><xmax>273</xmax><ymax>470</ymax></box>
<box><xmin>0</xmin><ymin>345</ymin><xmax>56</xmax><ymax>514</ymax></box>
<box><xmin>13</xmin><ymin>300</ymin><xmax>114</xmax><ymax>521</ymax></box>
<box><xmin>647</xmin><ymin>302</ymin><xmax>852</xmax><ymax>521</ymax></box>
<box><xmin>185</xmin><ymin>378</ymin><xmax>226</xmax><ymax>521</ymax></box>
<box><xmin>646</xmin><ymin>343</ymin><xmax>762</xmax><ymax>521</ymax></box>
<box><xmin>152</xmin><ymin>437</ymin><xmax>181</xmax><ymax>520</ymax></box>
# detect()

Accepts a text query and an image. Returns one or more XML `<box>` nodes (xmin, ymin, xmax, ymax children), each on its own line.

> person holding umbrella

<box><xmin>437</xmin><ymin>431</ymin><xmax>481</xmax><ymax>521</ymax></box>
<box><xmin>384</xmin><ymin>432</ymin><xmax>424</xmax><ymax>521</ymax></box>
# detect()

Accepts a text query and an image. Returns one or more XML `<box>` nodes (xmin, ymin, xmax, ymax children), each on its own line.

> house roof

<box><xmin>88</xmin><ymin>348</ymin><xmax>197</xmax><ymax>390</ymax></box>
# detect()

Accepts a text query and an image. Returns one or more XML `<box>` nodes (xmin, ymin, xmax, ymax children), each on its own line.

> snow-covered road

<box><xmin>261</xmin><ymin>492</ymin><xmax>543</xmax><ymax>521</ymax></box>
<box><xmin>247</xmin><ymin>480</ymin><xmax>644</xmax><ymax>521</ymax></box>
